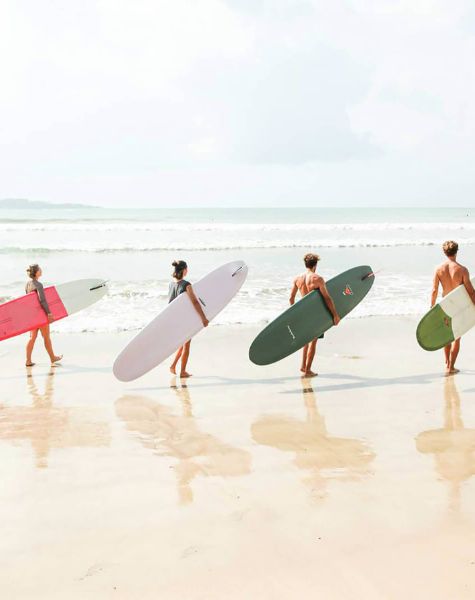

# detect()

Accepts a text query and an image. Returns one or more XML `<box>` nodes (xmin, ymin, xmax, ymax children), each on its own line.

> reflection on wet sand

<box><xmin>416</xmin><ymin>377</ymin><xmax>475</xmax><ymax>512</ymax></box>
<box><xmin>115</xmin><ymin>381</ymin><xmax>251</xmax><ymax>505</ymax></box>
<box><xmin>0</xmin><ymin>369</ymin><xmax>110</xmax><ymax>468</ymax></box>
<box><xmin>251</xmin><ymin>379</ymin><xmax>375</xmax><ymax>500</ymax></box>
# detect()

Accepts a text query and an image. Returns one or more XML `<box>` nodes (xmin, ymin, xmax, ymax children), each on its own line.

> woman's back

<box><xmin>168</xmin><ymin>279</ymin><xmax>190</xmax><ymax>303</ymax></box>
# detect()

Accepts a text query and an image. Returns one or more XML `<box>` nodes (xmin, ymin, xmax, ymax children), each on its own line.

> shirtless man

<box><xmin>431</xmin><ymin>240</ymin><xmax>475</xmax><ymax>375</ymax></box>
<box><xmin>290</xmin><ymin>253</ymin><xmax>340</xmax><ymax>377</ymax></box>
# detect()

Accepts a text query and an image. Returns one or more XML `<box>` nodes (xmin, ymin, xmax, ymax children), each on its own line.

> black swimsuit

<box><xmin>168</xmin><ymin>279</ymin><xmax>190</xmax><ymax>303</ymax></box>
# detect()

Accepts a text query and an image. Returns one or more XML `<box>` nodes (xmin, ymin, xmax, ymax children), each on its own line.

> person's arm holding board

<box><xmin>309</xmin><ymin>272</ymin><xmax>341</xmax><ymax>325</ymax></box>
<box><xmin>462</xmin><ymin>267</ymin><xmax>475</xmax><ymax>304</ymax></box>
<box><xmin>186</xmin><ymin>285</ymin><xmax>209</xmax><ymax>327</ymax></box>
<box><xmin>33</xmin><ymin>279</ymin><xmax>54</xmax><ymax>322</ymax></box>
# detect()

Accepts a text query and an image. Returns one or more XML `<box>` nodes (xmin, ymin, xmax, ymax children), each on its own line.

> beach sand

<box><xmin>1</xmin><ymin>317</ymin><xmax>475</xmax><ymax>599</ymax></box>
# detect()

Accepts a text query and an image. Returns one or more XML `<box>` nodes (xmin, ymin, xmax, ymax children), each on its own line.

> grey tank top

<box><xmin>168</xmin><ymin>279</ymin><xmax>190</xmax><ymax>303</ymax></box>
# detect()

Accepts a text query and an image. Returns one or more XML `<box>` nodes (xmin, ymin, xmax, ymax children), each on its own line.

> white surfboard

<box><xmin>0</xmin><ymin>279</ymin><xmax>108</xmax><ymax>341</ymax></box>
<box><xmin>55</xmin><ymin>279</ymin><xmax>109</xmax><ymax>315</ymax></box>
<box><xmin>417</xmin><ymin>277</ymin><xmax>475</xmax><ymax>350</ymax></box>
<box><xmin>113</xmin><ymin>261</ymin><xmax>248</xmax><ymax>381</ymax></box>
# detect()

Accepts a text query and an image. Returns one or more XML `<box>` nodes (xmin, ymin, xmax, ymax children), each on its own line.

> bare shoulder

<box><xmin>310</xmin><ymin>273</ymin><xmax>324</xmax><ymax>286</ymax></box>
<box><xmin>434</xmin><ymin>262</ymin><xmax>447</xmax><ymax>277</ymax></box>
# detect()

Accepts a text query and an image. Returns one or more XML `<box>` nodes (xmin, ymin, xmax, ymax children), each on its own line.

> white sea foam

<box><xmin>42</xmin><ymin>274</ymin><xmax>430</xmax><ymax>334</ymax></box>
<box><xmin>2</xmin><ymin>238</ymin><xmax>475</xmax><ymax>254</ymax></box>
<box><xmin>1</xmin><ymin>209</ymin><xmax>470</xmax><ymax>334</ymax></box>
<box><xmin>1</xmin><ymin>221</ymin><xmax>475</xmax><ymax>232</ymax></box>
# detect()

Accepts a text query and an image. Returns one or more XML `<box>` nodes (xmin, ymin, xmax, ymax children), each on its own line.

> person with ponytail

<box><xmin>168</xmin><ymin>260</ymin><xmax>208</xmax><ymax>377</ymax></box>
<box><xmin>25</xmin><ymin>264</ymin><xmax>62</xmax><ymax>367</ymax></box>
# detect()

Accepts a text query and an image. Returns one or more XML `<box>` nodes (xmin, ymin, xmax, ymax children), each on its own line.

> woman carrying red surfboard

<box><xmin>25</xmin><ymin>264</ymin><xmax>62</xmax><ymax>368</ymax></box>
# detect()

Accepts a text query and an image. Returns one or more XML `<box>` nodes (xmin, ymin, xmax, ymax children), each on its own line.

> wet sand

<box><xmin>1</xmin><ymin>317</ymin><xmax>475</xmax><ymax>599</ymax></box>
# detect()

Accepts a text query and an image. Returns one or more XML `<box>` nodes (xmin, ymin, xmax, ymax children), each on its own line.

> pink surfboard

<box><xmin>0</xmin><ymin>279</ymin><xmax>107</xmax><ymax>341</ymax></box>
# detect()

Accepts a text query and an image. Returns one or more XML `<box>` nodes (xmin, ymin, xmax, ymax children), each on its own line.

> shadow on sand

<box><xmin>132</xmin><ymin>369</ymin><xmax>475</xmax><ymax>396</ymax></box>
<box><xmin>115</xmin><ymin>379</ymin><xmax>251</xmax><ymax>505</ymax></box>
<box><xmin>251</xmin><ymin>378</ymin><xmax>375</xmax><ymax>501</ymax></box>
<box><xmin>0</xmin><ymin>368</ymin><xmax>110</xmax><ymax>468</ymax></box>
<box><xmin>416</xmin><ymin>376</ymin><xmax>475</xmax><ymax>515</ymax></box>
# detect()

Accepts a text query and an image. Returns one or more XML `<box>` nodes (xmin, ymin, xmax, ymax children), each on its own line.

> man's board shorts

<box><xmin>311</xmin><ymin>333</ymin><xmax>324</xmax><ymax>341</ymax></box>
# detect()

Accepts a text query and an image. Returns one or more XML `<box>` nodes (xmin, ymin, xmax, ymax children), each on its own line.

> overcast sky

<box><xmin>1</xmin><ymin>0</ymin><xmax>474</xmax><ymax>207</ymax></box>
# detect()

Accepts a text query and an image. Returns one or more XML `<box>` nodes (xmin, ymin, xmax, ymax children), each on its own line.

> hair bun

<box><xmin>26</xmin><ymin>263</ymin><xmax>40</xmax><ymax>278</ymax></box>
<box><xmin>172</xmin><ymin>261</ymin><xmax>178</xmax><ymax>267</ymax></box>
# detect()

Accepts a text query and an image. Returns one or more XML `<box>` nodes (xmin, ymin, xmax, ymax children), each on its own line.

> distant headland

<box><xmin>0</xmin><ymin>198</ymin><xmax>98</xmax><ymax>209</ymax></box>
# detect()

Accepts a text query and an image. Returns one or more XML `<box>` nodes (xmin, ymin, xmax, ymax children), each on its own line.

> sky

<box><xmin>0</xmin><ymin>0</ymin><xmax>474</xmax><ymax>208</ymax></box>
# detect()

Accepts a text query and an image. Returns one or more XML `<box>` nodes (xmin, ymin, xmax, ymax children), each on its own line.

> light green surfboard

<box><xmin>416</xmin><ymin>277</ymin><xmax>475</xmax><ymax>351</ymax></box>
<box><xmin>249</xmin><ymin>266</ymin><xmax>375</xmax><ymax>366</ymax></box>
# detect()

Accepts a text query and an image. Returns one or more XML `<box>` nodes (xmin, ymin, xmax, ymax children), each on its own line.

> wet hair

<box><xmin>303</xmin><ymin>253</ymin><xmax>320</xmax><ymax>268</ymax></box>
<box><xmin>172</xmin><ymin>260</ymin><xmax>187</xmax><ymax>280</ymax></box>
<box><xmin>26</xmin><ymin>264</ymin><xmax>41</xmax><ymax>279</ymax></box>
<box><xmin>443</xmin><ymin>240</ymin><xmax>458</xmax><ymax>257</ymax></box>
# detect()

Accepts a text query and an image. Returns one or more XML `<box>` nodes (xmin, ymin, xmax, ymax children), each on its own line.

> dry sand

<box><xmin>1</xmin><ymin>317</ymin><xmax>475</xmax><ymax>599</ymax></box>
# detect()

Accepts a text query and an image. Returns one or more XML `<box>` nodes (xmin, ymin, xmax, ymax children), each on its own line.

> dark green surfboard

<box><xmin>249</xmin><ymin>265</ymin><xmax>375</xmax><ymax>365</ymax></box>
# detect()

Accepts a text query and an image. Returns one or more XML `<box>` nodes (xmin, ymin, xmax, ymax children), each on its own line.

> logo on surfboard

<box><xmin>343</xmin><ymin>284</ymin><xmax>353</xmax><ymax>296</ymax></box>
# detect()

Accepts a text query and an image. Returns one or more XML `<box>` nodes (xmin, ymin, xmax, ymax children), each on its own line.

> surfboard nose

<box><xmin>89</xmin><ymin>280</ymin><xmax>108</xmax><ymax>292</ymax></box>
<box><xmin>229</xmin><ymin>261</ymin><xmax>248</xmax><ymax>286</ymax></box>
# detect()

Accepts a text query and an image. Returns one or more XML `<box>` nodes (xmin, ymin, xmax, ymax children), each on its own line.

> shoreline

<box><xmin>2</xmin><ymin>314</ymin><xmax>471</xmax><ymax>378</ymax></box>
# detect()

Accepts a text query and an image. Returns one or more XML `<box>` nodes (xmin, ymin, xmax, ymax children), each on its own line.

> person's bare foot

<box><xmin>170</xmin><ymin>365</ymin><xmax>177</xmax><ymax>374</ymax></box>
<box><xmin>300</xmin><ymin>367</ymin><xmax>306</xmax><ymax>374</ymax></box>
<box><xmin>445</xmin><ymin>367</ymin><xmax>460</xmax><ymax>376</ymax></box>
<box><xmin>51</xmin><ymin>355</ymin><xmax>63</xmax><ymax>366</ymax></box>
<box><xmin>303</xmin><ymin>370</ymin><xmax>318</xmax><ymax>378</ymax></box>
<box><xmin>180</xmin><ymin>371</ymin><xmax>192</xmax><ymax>378</ymax></box>
<box><xmin>25</xmin><ymin>362</ymin><xmax>35</xmax><ymax>367</ymax></box>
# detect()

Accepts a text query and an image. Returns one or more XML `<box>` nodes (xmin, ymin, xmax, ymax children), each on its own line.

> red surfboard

<box><xmin>0</xmin><ymin>279</ymin><xmax>107</xmax><ymax>341</ymax></box>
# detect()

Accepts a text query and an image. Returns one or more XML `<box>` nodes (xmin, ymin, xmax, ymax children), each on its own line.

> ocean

<box><xmin>1</xmin><ymin>206</ymin><xmax>474</xmax><ymax>333</ymax></box>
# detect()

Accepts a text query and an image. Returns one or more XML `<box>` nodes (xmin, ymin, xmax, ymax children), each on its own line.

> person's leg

<box><xmin>305</xmin><ymin>339</ymin><xmax>318</xmax><ymax>377</ymax></box>
<box><xmin>39</xmin><ymin>325</ymin><xmax>62</xmax><ymax>364</ymax></box>
<box><xmin>180</xmin><ymin>340</ymin><xmax>192</xmax><ymax>377</ymax></box>
<box><xmin>301</xmin><ymin>344</ymin><xmax>308</xmax><ymax>373</ymax></box>
<box><xmin>444</xmin><ymin>343</ymin><xmax>451</xmax><ymax>368</ymax></box>
<box><xmin>448</xmin><ymin>338</ymin><xmax>461</xmax><ymax>374</ymax></box>
<box><xmin>26</xmin><ymin>329</ymin><xmax>38</xmax><ymax>366</ymax></box>
<box><xmin>170</xmin><ymin>346</ymin><xmax>184</xmax><ymax>374</ymax></box>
